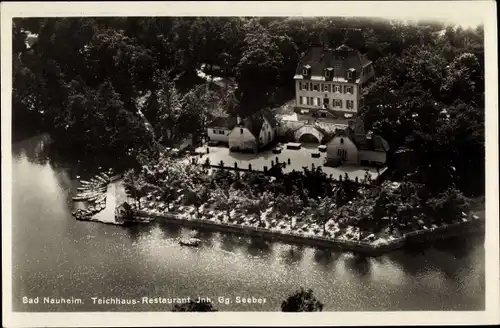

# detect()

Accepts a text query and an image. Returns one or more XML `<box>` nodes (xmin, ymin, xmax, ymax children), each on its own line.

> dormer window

<box><xmin>302</xmin><ymin>65</ymin><xmax>311</xmax><ymax>77</ymax></box>
<box><xmin>346</xmin><ymin>68</ymin><xmax>356</xmax><ymax>81</ymax></box>
<box><xmin>324</xmin><ymin>67</ymin><xmax>334</xmax><ymax>81</ymax></box>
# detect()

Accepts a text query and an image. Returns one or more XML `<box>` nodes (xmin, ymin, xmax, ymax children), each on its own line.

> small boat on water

<box><xmin>179</xmin><ymin>237</ymin><xmax>201</xmax><ymax>247</ymax></box>
<box><xmin>94</xmin><ymin>194</ymin><xmax>107</xmax><ymax>203</ymax></box>
<box><xmin>109</xmin><ymin>174</ymin><xmax>122</xmax><ymax>182</ymax></box>
<box><xmin>96</xmin><ymin>175</ymin><xmax>108</xmax><ymax>183</ymax></box>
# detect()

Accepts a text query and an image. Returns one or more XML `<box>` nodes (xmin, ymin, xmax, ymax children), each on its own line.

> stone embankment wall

<box><xmin>132</xmin><ymin>210</ymin><xmax>484</xmax><ymax>256</ymax></box>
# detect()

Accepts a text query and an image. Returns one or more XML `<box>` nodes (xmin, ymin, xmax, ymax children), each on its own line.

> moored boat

<box><xmin>179</xmin><ymin>237</ymin><xmax>201</xmax><ymax>247</ymax></box>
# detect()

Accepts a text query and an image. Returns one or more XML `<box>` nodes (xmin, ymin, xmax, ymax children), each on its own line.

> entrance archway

<box><xmin>299</xmin><ymin>133</ymin><xmax>321</xmax><ymax>144</ymax></box>
<box><xmin>294</xmin><ymin>125</ymin><xmax>324</xmax><ymax>144</ymax></box>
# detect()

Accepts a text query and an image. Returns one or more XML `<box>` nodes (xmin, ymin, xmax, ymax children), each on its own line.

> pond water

<box><xmin>11</xmin><ymin>135</ymin><xmax>485</xmax><ymax>311</ymax></box>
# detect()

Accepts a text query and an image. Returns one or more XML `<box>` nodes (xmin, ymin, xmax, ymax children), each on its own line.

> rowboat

<box><xmin>179</xmin><ymin>237</ymin><xmax>201</xmax><ymax>247</ymax></box>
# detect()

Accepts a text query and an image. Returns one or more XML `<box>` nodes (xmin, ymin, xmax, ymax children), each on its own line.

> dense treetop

<box><xmin>12</xmin><ymin>17</ymin><xmax>484</xmax><ymax>195</ymax></box>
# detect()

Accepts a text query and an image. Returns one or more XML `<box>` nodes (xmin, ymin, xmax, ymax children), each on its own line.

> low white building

<box><xmin>228</xmin><ymin>109</ymin><xmax>278</xmax><ymax>153</ymax></box>
<box><xmin>207</xmin><ymin>117</ymin><xmax>238</xmax><ymax>145</ymax></box>
<box><xmin>326</xmin><ymin>119</ymin><xmax>390</xmax><ymax>166</ymax></box>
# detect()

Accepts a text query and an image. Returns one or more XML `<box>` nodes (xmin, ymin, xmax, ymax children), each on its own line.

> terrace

<box><xmin>192</xmin><ymin>144</ymin><xmax>386</xmax><ymax>181</ymax></box>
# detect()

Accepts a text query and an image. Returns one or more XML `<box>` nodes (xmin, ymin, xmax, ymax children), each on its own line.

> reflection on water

<box><xmin>282</xmin><ymin>246</ymin><xmax>305</xmax><ymax>265</ymax></box>
<box><xmin>11</xmin><ymin>135</ymin><xmax>485</xmax><ymax>312</ymax></box>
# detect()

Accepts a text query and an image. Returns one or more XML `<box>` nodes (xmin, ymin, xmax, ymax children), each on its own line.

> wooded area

<box><xmin>12</xmin><ymin>17</ymin><xmax>484</xmax><ymax>196</ymax></box>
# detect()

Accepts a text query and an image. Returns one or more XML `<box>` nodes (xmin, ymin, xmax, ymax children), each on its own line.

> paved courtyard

<box><xmin>193</xmin><ymin>144</ymin><xmax>386</xmax><ymax>181</ymax></box>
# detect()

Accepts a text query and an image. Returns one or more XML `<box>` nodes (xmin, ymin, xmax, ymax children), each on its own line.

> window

<box><xmin>322</xmin><ymin>84</ymin><xmax>327</xmax><ymax>92</ymax></box>
<box><xmin>299</xmin><ymin>96</ymin><xmax>303</xmax><ymax>105</ymax></box>
<box><xmin>299</xmin><ymin>82</ymin><xmax>302</xmax><ymax>90</ymax></box>
<box><xmin>323</xmin><ymin>98</ymin><xmax>329</xmax><ymax>107</ymax></box>
<box><xmin>313</xmin><ymin>84</ymin><xmax>319</xmax><ymax>91</ymax></box>
<box><xmin>334</xmin><ymin>85</ymin><xmax>341</xmax><ymax>93</ymax></box>
<box><xmin>346</xmin><ymin>100</ymin><xmax>354</xmax><ymax>109</ymax></box>
<box><xmin>240</xmin><ymin>128</ymin><xmax>243</xmax><ymax>134</ymax></box>
<box><xmin>304</xmin><ymin>83</ymin><xmax>309</xmax><ymax>91</ymax></box>
<box><xmin>337</xmin><ymin>148</ymin><xmax>347</xmax><ymax>158</ymax></box>
<box><xmin>334</xmin><ymin>99</ymin><xmax>343</xmax><ymax>108</ymax></box>
<box><xmin>344</xmin><ymin>86</ymin><xmax>353</xmax><ymax>94</ymax></box>
<box><xmin>340</xmin><ymin>138</ymin><xmax>344</xmax><ymax>144</ymax></box>
<box><xmin>306</xmin><ymin>97</ymin><xmax>310</xmax><ymax>105</ymax></box>
<box><xmin>347</xmin><ymin>71</ymin><xmax>353</xmax><ymax>79</ymax></box>
<box><xmin>302</xmin><ymin>68</ymin><xmax>308</xmax><ymax>75</ymax></box>
<box><xmin>316</xmin><ymin>97</ymin><xmax>321</xmax><ymax>106</ymax></box>
<box><xmin>213</xmin><ymin>129</ymin><xmax>217</xmax><ymax>134</ymax></box>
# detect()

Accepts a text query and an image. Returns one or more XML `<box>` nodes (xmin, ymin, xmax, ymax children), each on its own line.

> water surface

<box><xmin>11</xmin><ymin>135</ymin><xmax>485</xmax><ymax>311</ymax></box>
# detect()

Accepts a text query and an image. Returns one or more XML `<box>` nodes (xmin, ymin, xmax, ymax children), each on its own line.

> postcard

<box><xmin>2</xmin><ymin>1</ymin><xmax>499</xmax><ymax>327</ymax></box>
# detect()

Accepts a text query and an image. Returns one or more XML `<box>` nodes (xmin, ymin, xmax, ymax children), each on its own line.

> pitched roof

<box><xmin>208</xmin><ymin>117</ymin><xmax>238</xmax><ymax>129</ymax></box>
<box><xmin>295</xmin><ymin>44</ymin><xmax>371</xmax><ymax>80</ymax></box>
<box><xmin>240</xmin><ymin>109</ymin><xmax>277</xmax><ymax>138</ymax></box>
<box><xmin>333</xmin><ymin>129</ymin><xmax>389</xmax><ymax>152</ymax></box>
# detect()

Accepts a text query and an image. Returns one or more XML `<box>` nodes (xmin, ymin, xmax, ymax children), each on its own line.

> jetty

<box><xmin>71</xmin><ymin>168</ymin><xmax>124</xmax><ymax>222</ymax></box>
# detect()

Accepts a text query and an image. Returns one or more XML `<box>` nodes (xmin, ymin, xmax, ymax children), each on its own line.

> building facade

<box><xmin>325</xmin><ymin>119</ymin><xmax>390</xmax><ymax>166</ymax></box>
<box><xmin>207</xmin><ymin>117</ymin><xmax>238</xmax><ymax>144</ymax></box>
<box><xmin>294</xmin><ymin>44</ymin><xmax>375</xmax><ymax>119</ymax></box>
<box><xmin>228</xmin><ymin>109</ymin><xmax>278</xmax><ymax>153</ymax></box>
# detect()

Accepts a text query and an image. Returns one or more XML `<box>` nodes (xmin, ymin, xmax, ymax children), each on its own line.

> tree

<box><xmin>425</xmin><ymin>187</ymin><xmax>470</xmax><ymax>224</ymax></box>
<box><xmin>275</xmin><ymin>193</ymin><xmax>303</xmax><ymax>228</ymax></box>
<box><xmin>310</xmin><ymin>197</ymin><xmax>334</xmax><ymax>236</ymax></box>
<box><xmin>212</xmin><ymin>186</ymin><xmax>245</xmax><ymax>221</ymax></box>
<box><xmin>172</xmin><ymin>300</ymin><xmax>217</xmax><ymax>312</ymax></box>
<box><xmin>235</xmin><ymin>19</ymin><xmax>285</xmax><ymax>116</ymax></box>
<box><xmin>442</xmin><ymin>52</ymin><xmax>483</xmax><ymax>105</ymax></box>
<box><xmin>123</xmin><ymin>169</ymin><xmax>148</xmax><ymax>208</ymax></box>
<box><xmin>244</xmin><ymin>192</ymin><xmax>274</xmax><ymax>227</ymax></box>
<box><xmin>185</xmin><ymin>186</ymin><xmax>210</xmax><ymax>216</ymax></box>
<box><xmin>281</xmin><ymin>288</ymin><xmax>324</xmax><ymax>312</ymax></box>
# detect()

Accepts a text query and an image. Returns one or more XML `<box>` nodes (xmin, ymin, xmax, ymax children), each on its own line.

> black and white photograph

<box><xmin>2</xmin><ymin>1</ymin><xmax>499</xmax><ymax>327</ymax></box>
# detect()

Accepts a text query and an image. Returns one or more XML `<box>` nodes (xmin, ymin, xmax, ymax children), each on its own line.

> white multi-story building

<box><xmin>294</xmin><ymin>44</ymin><xmax>375</xmax><ymax>119</ymax></box>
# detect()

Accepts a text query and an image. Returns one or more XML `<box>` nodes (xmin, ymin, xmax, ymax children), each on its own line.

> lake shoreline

<box><xmin>125</xmin><ymin>209</ymin><xmax>485</xmax><ymax>256</ymax></box>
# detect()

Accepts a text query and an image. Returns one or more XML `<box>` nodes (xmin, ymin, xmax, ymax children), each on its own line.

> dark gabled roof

<box><xmin>207</xmin><ymin>117</ymin><xmax>238</xmax><ymax>129</ymax></box>
<box><xmin>240</xmin><ymin>109</ymin><xmax>277</xmax><ymax>138</ymax></box>
<box><xmin>352</xmin><ymin>134</ymin><xmax>390</xmax><ymax>152</ymax></box>
<box><xmin>262</xmin><ymin>109</ymin><xmax>278</xmax><ymax>127</ymax></box>
<box><xmin>333</xmin><ymin>128</ymin><xmax>389</xmax><ymax>152</ymax></box>
<box><xmin>296</xmin><ymin>44</ymin><xmax>371</xmax><ymax>79</ymax></box>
